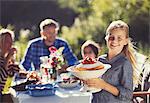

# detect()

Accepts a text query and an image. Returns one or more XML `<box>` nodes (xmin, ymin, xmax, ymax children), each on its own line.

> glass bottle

<box><xmin>51</xmin><ymin>67</ymin><xmax>57</xmax><ymax>81</ymax></box>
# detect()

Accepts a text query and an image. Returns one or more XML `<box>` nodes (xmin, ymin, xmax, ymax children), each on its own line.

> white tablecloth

<box><xmin>15</xmin><ymin>88</ymin><xmax>91</xmax><ymax>103</ymax></box>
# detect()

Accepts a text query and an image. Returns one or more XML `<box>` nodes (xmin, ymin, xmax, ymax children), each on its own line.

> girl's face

<box><xmin>83</xmin><ymin>46</ymin><xmax>96</xmax><ymax>59</ymax></box>
<box><xmin>106</xmin><ymin>29</ymin><xmax>128</xmax><ymax>54</ymax></box>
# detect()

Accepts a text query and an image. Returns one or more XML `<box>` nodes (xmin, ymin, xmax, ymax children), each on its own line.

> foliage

<box><xmin>0</xmin><ymin>24</ymin><xmax>15</xmax><ymax>31</ymax></box>
<box><xmin>57</xmin><ymin>0</ymin><xmax>92</xmax><ymax>16</ymax></box>
<box><xmin>58</xmin><ymin>0</ymin><xmax>150</xmax><ymax>59</ymax></box>
<box><xmin>14</xmin><ymin>29</ymin><xmax>32</xmax><ymax>62</ymax></box>
<box><xmin>137</xmin><ymin>43</ymin><xmax>150</xmax><ymax>57</ymax></box>
<box><xmin>8</xmin><ymin>0</ymin><xmax>149</xmax><ymax>60</ymax></box>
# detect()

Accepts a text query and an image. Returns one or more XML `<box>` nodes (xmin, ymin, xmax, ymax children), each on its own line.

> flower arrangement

<box><xmin>48</xmin><ymin>46</ymin><xmax>65</xmax><ymax>70</ymax></box>
<box><xmin>35</xmin><ymin>46</ymin><xmax>65</xmax><ymax>83</ymax></box>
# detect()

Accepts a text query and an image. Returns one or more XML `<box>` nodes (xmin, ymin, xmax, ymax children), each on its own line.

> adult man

<box><xmin>21</xmin><ymin>19</ymin><xmax>78</xmax><ymax>71</ymax></box>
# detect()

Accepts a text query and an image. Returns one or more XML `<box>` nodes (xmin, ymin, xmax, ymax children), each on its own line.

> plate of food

<box><xmin>57</xmin><ymin>72</ymin><xmax>80</xmax><ymax>89</ymax></box>
<box><xmin>57</xmin><ymin>80</ymin><xmax>80</xmax><ymax>89</ymax></box>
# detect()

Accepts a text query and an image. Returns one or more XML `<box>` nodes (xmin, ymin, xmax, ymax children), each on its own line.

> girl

<box><xmin>0</xmin><ymin>29</ymin><xmax>19</xmax><ymax>103</ymax></box>
<box><xmin>81</xmin><ymin>40</ymin><xmax>100</xmax><ymax>59</ymax></box>
<box><xmin>85</xmin><ymin>20</ymin><xmax>139</xmax><ymax>103</ymax></box>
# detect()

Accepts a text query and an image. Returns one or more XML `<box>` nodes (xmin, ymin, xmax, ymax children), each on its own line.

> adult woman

<box><xmin>0</xmin><ymin>29</ymin><xmax>19</xmax><ymax>103</ymax></box>
<box><xmin>85</xmin><ymin>20</ymin><xmax>139</xmax><ymax>103</ymax></box>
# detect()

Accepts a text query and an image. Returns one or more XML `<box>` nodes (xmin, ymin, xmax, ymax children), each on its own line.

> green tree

<box><xmin>15</xmin><ymin>29</ymin><xmax>33</xmax><ymax>62</ymax></box>
<box><xmin>57</xmin><ymin>0</ymin><xmax>150</xmax><ymax>59</ymax></box>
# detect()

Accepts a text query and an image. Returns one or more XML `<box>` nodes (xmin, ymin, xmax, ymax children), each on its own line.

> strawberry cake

<box><xmin>75</xmin><ymin>57</ymin><xmax>104</xmax><ymax>71</ymax></box>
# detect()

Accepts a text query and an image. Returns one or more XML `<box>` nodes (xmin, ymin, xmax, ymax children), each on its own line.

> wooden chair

<box><xmin>133</xmin><ymin>56</ymin><xmax>150</xmax><ymax>103</ymax></box>
<box><xmin>133</xmin><ymin>89</ymin><xmax>150</xmax><ymax>103</ymax></box>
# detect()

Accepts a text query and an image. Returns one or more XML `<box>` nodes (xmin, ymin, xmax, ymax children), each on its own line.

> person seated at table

<box><xmin>81</xmin><ymin>40</ymin><xmax>100</xmax><ymax>60</ymax></box>
<box><xmin>0</xmin><ymin>29</ymin><xmax>20</xmax><ymax>103</ymax></box>
<box><xmin>20</xmin><ymin>18</ymin><xmax>78</xmax><ymax>71</ymax></box>
<box><xmin>84</xmin><ymin>20</ymin><xmax>141</xmax><ymax>103</ymax></box>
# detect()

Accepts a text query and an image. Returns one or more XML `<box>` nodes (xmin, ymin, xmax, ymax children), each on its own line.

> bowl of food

<box><xmin>67</xmin><ymin>58</ymin><xmax>111</xmax><ymax>93</ymax></box>
<box><xmin>57</xmin><ymin>72</ymin><xmax>80</xmax><ymax>89</ymax></box>
<box><xmin>67</xmin><ymin>58</ymin><xmax>111</xmax><ymax>80</ymax></box>
<box><xmin>57</xmin><ymin>79</ymin><xmax>80</xmax><ymax>89</ymax></box>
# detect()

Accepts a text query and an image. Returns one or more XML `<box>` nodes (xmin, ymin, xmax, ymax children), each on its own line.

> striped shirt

<box><xmin>21</xmin><ymin>37</ymin><xmax>78</xmax><ymax>71</ymax></box>
<box><xmin>0</xmin><ymin>56</ymin><xmax>8</xmax><ymax>92</ymax></box>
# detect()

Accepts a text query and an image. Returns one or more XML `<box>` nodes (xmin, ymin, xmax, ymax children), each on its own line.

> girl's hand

<box><xmin>84</xmin><ymin>78</ymin><xmax>119</xmax><ymax>96</ymax></box>
<box><xmin>83</xmin><ymin>78</ymin><xmax>106</xmax><ymax>89</ymax></box>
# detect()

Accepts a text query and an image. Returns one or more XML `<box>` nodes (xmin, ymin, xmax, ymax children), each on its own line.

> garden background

<box><xmin>0</xmin><ymin>0</ymin><xmax>149</xmax><ymax>61</ymax></box>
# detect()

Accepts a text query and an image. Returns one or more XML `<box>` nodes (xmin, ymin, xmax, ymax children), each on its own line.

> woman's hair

<box><xmin>106</xmin><ymin>20</ymin><xmax>141</xmax><ymax>85</ymax></box>
<box><xmin>81</xmin><ymin>40</ymin><xmax>100</xmax><ymax>58</ymax></box>
<box><xmin>0</xmin><ymin>29</ymin><xmax>14</xmax><ymax>54</ymax></box>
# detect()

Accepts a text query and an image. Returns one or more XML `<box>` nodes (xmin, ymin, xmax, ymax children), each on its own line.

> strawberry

<box><xmin>82</xmin><ymin>57</ymin><xmax>96</xmax><ymax>64</ymax></box>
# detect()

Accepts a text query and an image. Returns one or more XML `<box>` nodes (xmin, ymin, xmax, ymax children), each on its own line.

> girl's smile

<box><xmin>106</xmin><ymin>28</ymin><xmax>128</xmax><ymax>55</ymax></box>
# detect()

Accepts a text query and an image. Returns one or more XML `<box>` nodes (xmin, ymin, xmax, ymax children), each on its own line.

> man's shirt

<box><xmin>21</xmin><ymin>37</ymin><xmax>78</xmax><ymax>71</ymax></box>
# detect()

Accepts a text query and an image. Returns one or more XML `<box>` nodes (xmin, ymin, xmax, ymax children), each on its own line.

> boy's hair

<box><xmin>40</xmin><ymin>19</ymin><xmax>59</xmax><ymax>31</ymax></box>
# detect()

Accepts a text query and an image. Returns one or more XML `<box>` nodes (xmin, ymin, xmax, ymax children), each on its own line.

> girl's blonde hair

<box><xmin>0</xmin><ymin>29</ymin><xmax>14</xmax><ymax>54</ymax></box>
<box><xmin>106</xmin><ymin>20</ymin><xmax>141</xmax><ymax>85</ymax></box>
